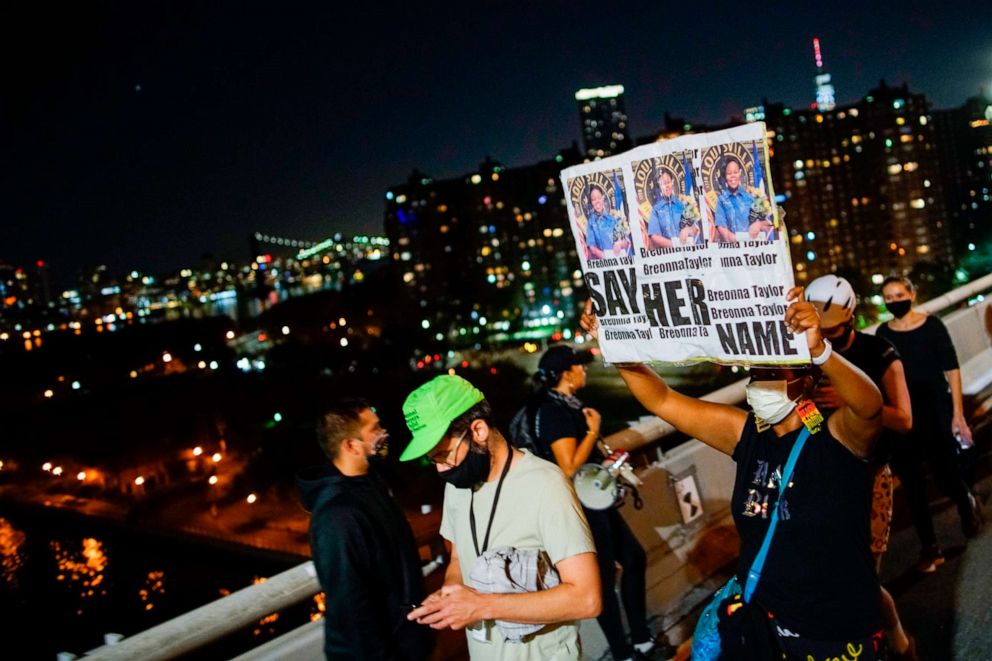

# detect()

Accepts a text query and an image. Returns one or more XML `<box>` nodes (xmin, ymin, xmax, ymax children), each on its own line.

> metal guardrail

<box><xmin>78</xmin><ymin>273</ymin><xmax>992</xmax><ymax>660</ymax></box>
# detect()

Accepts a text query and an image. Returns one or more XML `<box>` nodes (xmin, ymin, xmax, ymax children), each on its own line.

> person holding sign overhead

<box><xmin>585</xmin><ymin>184</ymin><xmax>632</xmax><ymax>259</ymax></box>
<box><xmin>713</xmin><ymin>158</ymin><xmax>772</xmax><ymax>243</ymax></box>
<box><xmin>581</xmin><ymin>288</ymin><xmax>887</xmax><ymax>660</ymax></box>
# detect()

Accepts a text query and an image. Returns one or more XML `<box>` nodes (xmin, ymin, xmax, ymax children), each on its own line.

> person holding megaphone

<box><xmin>522</xmin><ymin>344</ymin><xmax>665</xmax><ymax>661</ymax></box>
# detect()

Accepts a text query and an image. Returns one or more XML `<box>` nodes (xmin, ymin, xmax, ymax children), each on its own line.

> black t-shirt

<box><xmin>876</xmin><ymin>316</ymin><xmax>958</xmax><ymax>402</ymax></box>
<box><xmin>837</xmin><ymin>332</ymin><xmax>900</xmax><ymax>400</ymax></box>
<box><xmin>731</xmin><ymin>414</ymin><xmax>881</xmax><ymax>639</ymax></box>
<box><xmin>826</xmin><ymin>332</ymin><xmax>901</xmax><ymax>462</ymax></box>
<box><xmin>534</xmin><ymin>395</ymin><xmax>605</xmax><ymax>465</ymax></box>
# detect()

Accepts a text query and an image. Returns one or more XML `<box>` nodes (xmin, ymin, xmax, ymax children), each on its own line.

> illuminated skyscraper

<box><xmin>759</xmin><ymin>81</ymin><xmax>952</xmax><ymax>282</ymax></box>
<box><xmin>383</xmin><ymin>148</ymin><xmax>585</xmax><ymax>347</ymax></box>
<box><xmin>813</xmin><ymin>38</ymin><xmax>836</xmax><ymax>112</ymax></box>
<box><xmin>933</xmin><ymin>94</ymin><xmax>992</xmax><ymax>258</ymax></box>
<box><xmin>576</xmin><ymin>85</ymin><xmax>632</xmax><ymax>160</ymax></box>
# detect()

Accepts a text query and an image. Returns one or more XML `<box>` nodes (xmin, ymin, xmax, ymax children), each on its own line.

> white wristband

<box><xmin>811</xmin><ymin>338</ymin><xmax>832</xmax><ymax>366</ymax></box>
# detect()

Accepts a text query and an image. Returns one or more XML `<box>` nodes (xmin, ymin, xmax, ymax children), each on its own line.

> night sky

<box><xmin>4</xmin><ymin>1</ymin><xmax>990</xmax><ymax>284</ymax></box>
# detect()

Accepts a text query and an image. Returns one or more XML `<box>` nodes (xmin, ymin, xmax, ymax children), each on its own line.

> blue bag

<box><xmin>690</xmin><ymin>427</ymin><xmax>810</xmax><ymax>660</ymax></box>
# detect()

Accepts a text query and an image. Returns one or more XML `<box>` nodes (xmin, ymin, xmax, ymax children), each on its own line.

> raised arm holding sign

<box><xmin>579</xmin><ymin>287</ymin><xmax>887</xmax><ymax>658</ymax></box>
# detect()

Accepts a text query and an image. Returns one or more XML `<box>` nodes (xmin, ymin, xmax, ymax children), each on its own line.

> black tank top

<box><xmin>731</xmin><ymin>414</ymin><xmax>881</xmax><ymax>639</ymax></box>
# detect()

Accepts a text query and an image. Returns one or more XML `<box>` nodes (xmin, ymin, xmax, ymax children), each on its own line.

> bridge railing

<box><xmin>79</xmin><ymin>272</ymin><xmax>992</xmax><ymax>661</ymax></box>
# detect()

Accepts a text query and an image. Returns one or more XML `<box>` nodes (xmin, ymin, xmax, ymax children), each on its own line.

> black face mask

<box><xmin>438</xmin><ymin>445</ymin><xmax>490</xmax><ymax>489</ymax></box>
<box><xmin>886</xmin><ymin>299</ymin><xmax>912</xmax><ymax>319</ymax></box>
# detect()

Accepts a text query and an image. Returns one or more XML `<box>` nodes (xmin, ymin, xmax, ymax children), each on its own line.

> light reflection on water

<box><xmin>52</xmin><ymin>537</ymin><xmax>110</xmax><ymax>614</ymax></box>
<box><xmin>0</xmin><ymin>509</ymin><xmax>303</xmax><ymax>659</ymax></box>
<box><xmin>0</xmin><ymin>517</ymin><xmax>26</xmax><ymax>588</ymax></box>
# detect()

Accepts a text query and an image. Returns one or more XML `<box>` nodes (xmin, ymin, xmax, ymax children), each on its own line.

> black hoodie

<box><xmin>296</xmin><ymin>463</ymin><xmax>431</xmax><ymax>660</ymax></box>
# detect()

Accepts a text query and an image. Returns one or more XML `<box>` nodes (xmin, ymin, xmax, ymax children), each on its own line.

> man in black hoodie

<box><xmin>297</xmin><ymin>398</ymin><xmax>432</xmax><ymax>660</ymax></box>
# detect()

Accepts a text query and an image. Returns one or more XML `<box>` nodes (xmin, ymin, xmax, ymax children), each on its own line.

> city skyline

<box><xmin>4</xmin><ymin>2</ymin><xmax>991</xmax><ymax>279</ymax></box>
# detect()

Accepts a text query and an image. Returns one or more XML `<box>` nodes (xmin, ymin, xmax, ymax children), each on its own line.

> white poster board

<box><xmin>561</xmin><ymin>123</ymin><xmax>810</xmax><ymax>366</ymax></box>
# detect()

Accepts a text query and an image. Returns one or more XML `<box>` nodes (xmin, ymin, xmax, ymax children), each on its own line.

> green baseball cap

<box><xmin>400</xmin><ymin>375</ymin><xmax>485</xmax><ymax>461</ymax></box>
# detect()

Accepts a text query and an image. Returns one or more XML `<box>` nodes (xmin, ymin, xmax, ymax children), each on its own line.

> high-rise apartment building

<box><xmin>383</xmin><ymin>149</ymin><xmax>584</xmax><ymax>347</ymax></box>
<box><xmin>576</xmin><ymin>85</ymin><xmax>632</xmax><ymax>160</ymax></box>
<box><xmin>755</xmin><ymin>81</ymin><xmax>953</xmax><ymax>282</ymax></box>
<box><xmin>932</xmin><ymin>94</ymin><xmax>992</xmax><ymax>257</ymax></box>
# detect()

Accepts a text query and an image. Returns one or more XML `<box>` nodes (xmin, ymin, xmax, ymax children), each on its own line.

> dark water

<box><xmin>0</xmin><ymin>505</ymin><xmax>311</xmax><ymax>661</ymax></box>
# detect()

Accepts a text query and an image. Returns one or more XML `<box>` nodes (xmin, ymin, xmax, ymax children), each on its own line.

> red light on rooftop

<box><xmin>36</xmin><ymin>260</ymin><xmax>45</xmax><ymax>268</ymax></box>
<box><xmin>461</xmin><ymin>360</ymin><xmax>469</xmax><ymax>368</ymax></box>
<box><xmin>257</xmin><ymin>333</ymin><xmax>267</xmax><ymax>342</ymax></box>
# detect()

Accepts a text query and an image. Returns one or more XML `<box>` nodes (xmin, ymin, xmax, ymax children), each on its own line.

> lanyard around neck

<box><xmin>470</xmin><ymin>438</ymin><xmax>513</xmax><ymax>557</ymax></box>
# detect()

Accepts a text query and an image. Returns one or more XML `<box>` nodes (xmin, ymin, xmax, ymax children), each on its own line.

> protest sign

<box><xmin>561</xmin><ymin>122</ymin><xmax>810</xmax><ymax>366</ymax></box>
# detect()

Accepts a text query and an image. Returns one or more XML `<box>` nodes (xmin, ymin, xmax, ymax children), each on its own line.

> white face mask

<box><xmin>745</xmin><ymin>380</ymin><xmax>798</xmax><ymax>425</ymax></box>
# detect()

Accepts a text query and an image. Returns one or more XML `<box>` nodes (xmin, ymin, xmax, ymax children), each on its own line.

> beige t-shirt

<box><xmin>439</xmin><ymin>450</ymin><xmax>594</xmax><ymax>660</ymax></box>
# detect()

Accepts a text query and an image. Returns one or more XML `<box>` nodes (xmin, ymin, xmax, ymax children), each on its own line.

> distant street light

<box><xmin>225</xmin><ymin>330</ymin><xmax>235</xmax><ymax>340</ymax></box>
<box><xmin>42</xmin><ymin>462</ymin><xmax>52</xmax><ymax>472</ymax></box>
<box><xmin>134</xmin><ymin>476</ymin><xmax>145</xmax><ymax>486</ymax></box>
<box><xmin>208</xmin><ymin>475</ymin><xmax>219</xmax><ymax>485</ymax></box>
<box><xmin>162</xmin><ymin>352</ymin><xmax>173</xmax><ymax>363</ymax></box>
<box><xmin>193</xmin><ymin>446</ymin><xmax>203</xmax><ymax>456</ymax></box>
<box><xmin>52</xmin><ymin>466</ymin><xmax>63</xmax><ymax>476</ymax></box>
<box><xmin>77</xmin><ymin>471</ymin><xmax>86</xmax><ymax>481</ymax></box>
<box><xmin>211</xmin><ymin>453</ymin><xmax>222</xmax><ymax>463</ymax></box>
<box><xmin>246</xmin><ymin>493</ymin><xmax>257</xmax><ymax>504</ymax></box>
<box><xmin>44</xmin><ymin>389</ymin><xmax>54</xmax><ymax>398</ymax></box>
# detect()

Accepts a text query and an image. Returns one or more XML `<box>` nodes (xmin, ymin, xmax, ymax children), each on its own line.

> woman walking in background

<box><xmin>876</xmin><ymin>276</ymin><xmax>983</xmax><ymax>572</ymax></box>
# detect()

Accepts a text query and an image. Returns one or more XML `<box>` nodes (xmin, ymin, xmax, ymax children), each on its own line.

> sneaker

<box><xmin>632</xmin><ymin>636</ymin><xmax>677</xmax><ymax>661</ymax></box>
<box><xmin>915</xmin><ymin>545</ymin><xmax>945</xmax><ymax>573</ymax></box>
<box><xmin>632</xmin><ymin>646</ymin><xmax>675</xmax><ymax>661</ymax></box>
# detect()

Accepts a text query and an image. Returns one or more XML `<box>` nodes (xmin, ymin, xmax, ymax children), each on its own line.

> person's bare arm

<box><xmin>587</xmin><ymin>244</ymin><xmax>605</xmax><ymax>259</ymax></box>
<box><xmin>617</xmin><ymin>364</ymin><xmax>747</xmax><ymax>455</ymax></box>
<box><xmin>946</xmin><ymin>368</ymin><xmax>973</xmax><ymax>445</ymax></box>
<box><xmin>650</xmin><ymin>233</ymin><xmax>674</xmax><ymax>249</ymax></box>
<box><xmin>716</xmin><ymin>226</ymin><xmax>737</xmax><ymax>243</ymax></box>
<box><xmin>579</xmin><ymin>300</ymin><xmax>747</xmax><ymax>455</ymax></box>
<box><xmin>880</xmin><ymin>360</ymin><xmax>912</xmax><ymax>433</ymax></box>
<box><xmin>409</xmin><ymin>552</ymin><xmax>601</xmax><ymax>629</ymax></box>
<box><xmin>748</xmin><ymin>219</ymin><xmax>773</xmax><ymax>237</ymax></box>
<box><xmin>785</xmin><ymin>287</ymin><xmax>882</xmax><ymax>458</ymax></box>
<box><xmin>549</xmin><ymin>408</ymin><xmax>601</xmax><ymax>477</ymax></box>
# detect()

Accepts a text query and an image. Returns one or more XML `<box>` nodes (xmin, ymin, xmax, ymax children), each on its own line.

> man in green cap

<box><xmin>402</xmin><ymin>374</ymin><xmax>601</xmax><ymax>659</ymax></box>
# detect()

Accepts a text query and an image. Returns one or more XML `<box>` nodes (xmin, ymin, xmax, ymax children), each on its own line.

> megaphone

<box><xmin>574</xmin><ymin>464</ymin><xmax>621</xmax><ymax>510</ymax></box>
<box><xmin>573</xmin><ymin>441</ymin><xmax>643</xmax><ymax>510</ymax></box>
